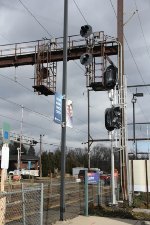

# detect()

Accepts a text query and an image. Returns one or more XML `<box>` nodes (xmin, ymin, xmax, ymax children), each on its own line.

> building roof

<box><xmin>0</xmin><ymin>155</ymin><xmax>39</xmax><ymax>162</ymax></box>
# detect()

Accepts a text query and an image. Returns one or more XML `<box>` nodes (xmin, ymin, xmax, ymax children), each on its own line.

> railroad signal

<box><xmin>103</xmin><ymin>65</ymin><xmax>117</xmax><ymax>90</ymax></box>
<box><xmin>80</xmin><ymin>25</ymin><xmax>92</xmax><ymax>38</ymax></box>
<box><xmin>30</xmin><ymin>140</ymin><xmax>38</xmax><ymax>146</ymax></box>
<box><xmin>105</xmin><ymin>106</ymin><xmax>121</xmax><ymax>131</ymax></box>
<box><xmin>80</xmin><ymin>53</ymin><xmax>93</xmax><ymax>66</ymax></box>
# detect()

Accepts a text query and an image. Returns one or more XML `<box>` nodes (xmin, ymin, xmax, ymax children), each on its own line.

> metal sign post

<box><xmin>60</xmin><ymin>0</ymin><xmax>68</xmax><ymax>221</ymax></box>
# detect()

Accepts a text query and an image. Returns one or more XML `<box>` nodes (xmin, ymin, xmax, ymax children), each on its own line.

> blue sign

<box><xmin>2</xmin><ymin>122</ymin><xmax>10</xmax><ymax>144</ymax></box>
<box><xmin>54</xmin><ymin>93</ymin><xmax>62</xmax><ymax>124</ymax></box>
<box><xmin>88</xmin><ymin>172</ymin><xmax>99</xmax><ymax>184</ymax></box>
<box><xmin>4</xmin><ymin>131</ymin><xmax>9</xmax><ymax>140</ymax></box>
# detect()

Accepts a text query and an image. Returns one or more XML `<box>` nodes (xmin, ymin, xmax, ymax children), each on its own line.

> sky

<box><xmin>0</xmin><ymin>0</ymin><xmax>150</xmax><ymax>155</ymax></box>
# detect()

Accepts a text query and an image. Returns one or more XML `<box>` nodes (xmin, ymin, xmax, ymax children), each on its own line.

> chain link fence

<box><xmin>0</xmin><ymin>184</ymin><xmax>43</xmax><ymax>225</ymax></box>
<box><xmin>0</xmin><ymin>177</ymin><xmax>119</xmax><ymax>225</ymax></box>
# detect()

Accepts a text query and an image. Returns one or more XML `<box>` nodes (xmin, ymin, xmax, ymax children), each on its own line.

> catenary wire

<box><xmin>0</xmin><ymin>72</ymin><xmax>51</xmax><ymax>104</ymax></box>
<box><xmin>0</xmin><ymin>92</ymin><xmax>89</xmax><ymax>139</ymax></box>
<box><xmin>0</xmin><ymin>111</ymin><xmax>87</xmax><ymax>144</ymax></box>
<box><xmin>18</xmin><ymin>0</ymin><xmax>53</xmax><ymax>38</ymax></box>
<box><xmin>133</xmin><ymin>0</ymin><xmax>150</xmax><ymax>58</ymax></box>
<box><xmin>0</xmin><ymin>72</ymin><xmax>92</xmax><ymax>131</ymax></box>
<box><xmin>72</xmin><ymin>0</ymin><xmax>88</xmax><ymax>24</ymax></box>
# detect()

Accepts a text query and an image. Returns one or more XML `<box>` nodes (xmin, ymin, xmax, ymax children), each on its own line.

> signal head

<box><xmin>80</xmin><ymin>53</ymin><xmax>93</xmax><ymax>66</ymax></box>
<box><xmin>102</xmin><ymin>65</ymin><xmax>118</xmax><ymax>90</ymax></box>
<box><xmin>80</xmin><ymin>25</ymin><xmax>92</xmax><ymax>38</ymax></box>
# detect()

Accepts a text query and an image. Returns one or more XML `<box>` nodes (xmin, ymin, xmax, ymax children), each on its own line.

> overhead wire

<box><xmin>0</xmin><ymin>72</ymin><xmax>51</xmax><ymax>104</ymax></box>
<box><xmin>133</xmin><ymin>0</ymin><xmax>150</xmax><ymax>59</ymax></box>
<box><xmin>18</xmin><ymin>0</ymin><xmax>53</xmax><ymax>38</ymax></box>
<box><xmin>0</xmin><ymin>94</ymin><xmax>53</xmax><ymax>121</ymax></box>
<box><xmin>0</xmin><ymin>110</ymin><xmax>86</xmax><ymax>146</ymax></box>
<box><xmin>0</xmin><ymin>71</ymin><xmax>91</xmax><ymax>136</ymax></box>
<box><xmin>0</xmin><ymin>89</ymin><xmax>88</xmax><ymax>141</ymax></box>
<box><xmin>72</xmin><ymin>0</ymin><xmax>88</xmax><ymax>24</ymax></box>
<box><xmin>18</xmin><ymin>0</ymin><xmax>85</xmax><ymax>71</ymax></box>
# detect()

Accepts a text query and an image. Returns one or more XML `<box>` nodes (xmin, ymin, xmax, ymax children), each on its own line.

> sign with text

<box><xmin>54</xmin><ymin>93</ymin><xmax>62</xmax><ymax>124</ymax></box>
<box><xmin>88</xmin><ymin>172</ymin><xmax>99</xmax><ymax>184</ymax></box>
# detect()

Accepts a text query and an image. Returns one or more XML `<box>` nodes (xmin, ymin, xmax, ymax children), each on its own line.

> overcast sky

<box><xmin>0</xmin><ymin>0</ymin><xmax>150</xmax><ymax>154</ymax></box>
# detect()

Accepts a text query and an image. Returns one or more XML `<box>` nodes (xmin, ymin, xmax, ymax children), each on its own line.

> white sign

<box><xmin>66</xmin><ymin>99</ymin><xmax>73</xmax><ymax>128</ymax></box>
<box><xmin>1</xmin><ymin>144</ymin><xmax>9</xmax><ymax>169</ymax></box>
<box><xmin>129</xmin><ymin>160</ymin><xmax>150</xmax><ymax>192</ymax></box>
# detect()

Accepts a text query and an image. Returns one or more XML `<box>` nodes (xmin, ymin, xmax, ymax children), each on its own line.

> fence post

<box><xmin>97</xmin><ymin>180</ymin><xmax>100</xmax><ymax>206</ymax></box>
<box><xmin>84</xmin><ymin>169</ymin><xmax>88</xmax><ymax>216</ymax></box>
<box><xmin>21</xmin><ymin>183</ymin><xmax>26</xmax><ymax>225</ymax></box>
<box><xmin>100</xmin><ymin>180</ymin><xmax>103</xmax><ymax>205</ymax></box>
<box><xmin>40</xmin><ymin>183</ymin><xmax>44</xmax><ymax>225</ymax></box>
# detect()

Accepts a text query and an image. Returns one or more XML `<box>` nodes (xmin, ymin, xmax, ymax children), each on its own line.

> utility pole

<box><xmin>60</xmin><ymin>0</ymin><xmax>68</xmax><ymax>221</ymax></box>
<box><xmin>17</xmin><ymin>105</ymin><xmax>24</xmax><ymax>170</ymax></box>
<box><xmin>132</xmin><ymin>95</ymin><xmax>136</xmax><ymax>156</ymax></box>
<box><xmin>40</xmin><ymin>134</ymin><xmax>42</xmax><ymax>177</ymax></box>
<box><xmin>117</xmin><ymin>0</ymin><xmax>128</xmax><ymax>201</ymax></box>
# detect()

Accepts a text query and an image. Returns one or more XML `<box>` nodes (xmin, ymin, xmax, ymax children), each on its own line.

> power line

<box><xmin>109</xmin><ymin>0</ymin><xmax>117</xmax><ymax>16</ymax></box>
<box><xmin>0</xmin><ymin>92</ymin><xmax>90</xmax><ymax>140</ymax></box>
<box><xmin>18</xmin><ymin>0</ymin><xmax>53</xmax><ymax>38</ymax></box>
<box><xmin>18</xmin><ymin>0</ymin><xmax>89</xmax><ymax>76</ymax></box>
<box><xmin>124</xmin><ymin>35</ymin><xmax>149</xmax><ymax>91</ymax></box>
<box><xmin>0</xmin><ymin>72</ymin><xmax>91</xmax><ymax>134</ymax></box>
<box><xmin>133</xmin><ymin>0</ymin><xmax>150</xmax><ymax>59</ymax></box>
<box><xmin>0</xmin><ymin>94</ymin><xmax>52</xmax><ymax>121</ymax></box>
<box><xmin>72</xmin><ymin>0</ymin><xmax>88</xmax><ymax>24</ymax></box>
<box><xmin>0</xmin><ymin>111</ymin><xmax>83</xmax><ymax>144</ymax></box>
<box><xmin>0</xmin><ymin>72</ymin><xmax>51</xmax><ymax>104</ymax></box>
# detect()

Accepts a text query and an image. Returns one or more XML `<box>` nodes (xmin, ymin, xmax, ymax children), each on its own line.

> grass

<box><xmin>89</xmin><ymin>204</ymin><xmax>150</xmax><ymax>221</ymax></box>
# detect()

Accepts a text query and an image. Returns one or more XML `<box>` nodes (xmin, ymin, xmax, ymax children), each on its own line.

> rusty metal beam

<box><xmin>0</xmin><ymin>42</ymin><xmax>118</xmax><ymax>68</ymax></box>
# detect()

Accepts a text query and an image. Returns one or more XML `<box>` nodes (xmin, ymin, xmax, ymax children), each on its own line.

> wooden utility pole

<box><xmin>117</xmin><ymin>0</ymin><xmax>128</xmax><ymax>201</ymax></box>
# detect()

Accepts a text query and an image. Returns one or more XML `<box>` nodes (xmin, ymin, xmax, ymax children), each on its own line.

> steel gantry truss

<box><xmin>0</xmin><ymin>33</ymin><xmax>117</xmax><ymax>96</ymax></box>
